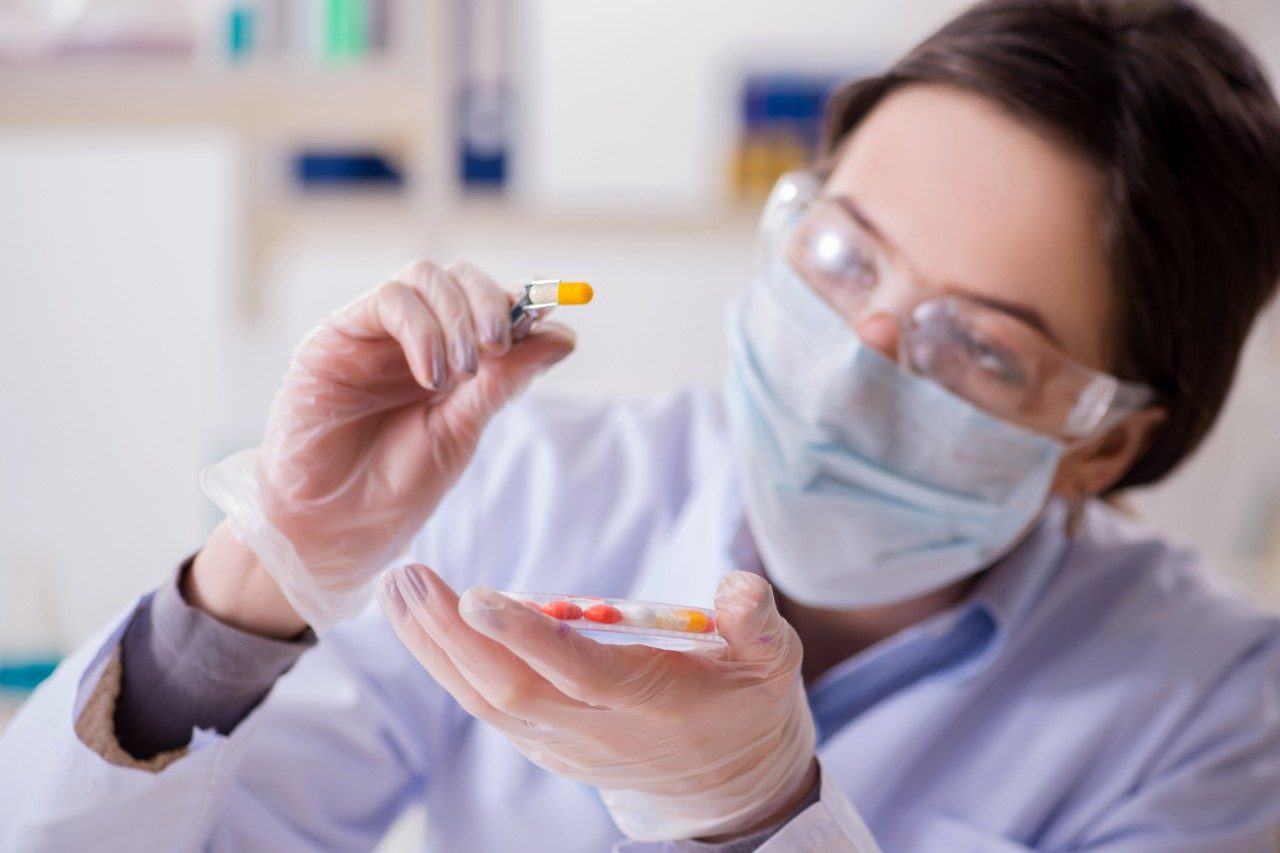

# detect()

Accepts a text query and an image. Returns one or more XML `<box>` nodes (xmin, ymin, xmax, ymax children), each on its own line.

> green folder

<box><xmin>325</xmin><ymin>0</ymin><xmax>369</xmax><ymax>62</ymax></box>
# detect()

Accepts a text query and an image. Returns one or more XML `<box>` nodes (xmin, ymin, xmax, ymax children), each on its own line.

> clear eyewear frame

<box><xmin>760</xmin><ymin>170</ymin><xmax>1155</xmax><ymax>441</ymax></box>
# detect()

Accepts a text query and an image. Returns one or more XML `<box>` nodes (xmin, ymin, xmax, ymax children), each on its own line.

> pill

<box><xmin>655</xmin><ymin>608</ymin><xmax>710</xmax><ymax>633</ymax></box>
<box><xmin>583</xmin><ymin>604</ymin><xmax>623</xmax><ymax>624</ymax></box>
<box><xmin>541</xmin><ymin>600</ymin><xmax>583</xmax><ymax>620</ymax></box>
<box><xmin>616</xmin><ymin>603</ymin><xmax>656</xmax><ymax>627</ymax></box>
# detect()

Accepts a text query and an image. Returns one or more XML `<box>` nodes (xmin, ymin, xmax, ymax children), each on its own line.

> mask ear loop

<box><xmin>1059</xmin><ymin>382</ymin><xmax>1157</xmax><ymax>538</ymax></box>
<box><xmin>1065</xmin><ymin>493</ymin><xmax>1089</xmax><ymax>539</ymax></box>
<box><xmin>1056</xmin><ymin>383</ymin><xmax>1117</xmax><ymax>538</ymax></box>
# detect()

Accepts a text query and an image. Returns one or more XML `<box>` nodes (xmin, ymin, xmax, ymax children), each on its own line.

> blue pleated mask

<box><xmin>724</xmin><ymin>257</ymin><xmax>1063</xmax><ymax>608</ymax></box>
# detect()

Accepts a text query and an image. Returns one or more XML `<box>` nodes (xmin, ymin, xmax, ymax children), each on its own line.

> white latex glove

<box><xmin>376</xmin><ymin>563</ymin><xmax>818</xmax><ymax>842</ymax></box>
<box><xmin>201</xmin><ymin>260</ymin><xmax>575</xmax><ymax>632</ymax></box>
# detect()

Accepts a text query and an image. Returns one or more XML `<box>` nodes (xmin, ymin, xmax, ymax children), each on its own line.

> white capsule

<box><xmin>616</xmin><ymin>603</ymin><xmax>656</xmax><ymax>627</ymax></box>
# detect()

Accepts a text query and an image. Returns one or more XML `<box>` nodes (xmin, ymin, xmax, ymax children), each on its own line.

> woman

<box><xmin>3</xmin><ymin>0</ymin><xmax>1279</xmax><ymax>850</ymax></box>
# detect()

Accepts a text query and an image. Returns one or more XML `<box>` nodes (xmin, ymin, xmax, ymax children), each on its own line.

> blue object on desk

<box><xmin>293</xmin><ymin>150</ymin><xmax>405</xmax><ymax>189</ymax></box>
<box><xmin>0</xmin><ymin>656</ymin><xmax>60</xmax><ymax>696</ymax></box>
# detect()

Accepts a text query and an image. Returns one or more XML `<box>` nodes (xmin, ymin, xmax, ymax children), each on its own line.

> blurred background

<box><xmin>1</xmin><ymin>0</ymin><xmax>1278</xmax><ymax>809</ymax></box>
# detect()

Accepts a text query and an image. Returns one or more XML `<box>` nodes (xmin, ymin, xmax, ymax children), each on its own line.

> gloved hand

<box><xmin>201</xmin><ymin>260</ymin><xmax>575</xmax><ymax>633</ymax></box>
<box><xmin>376</xmin><ymin>564</ymin><xmax>818</xmax><ymax>842</ymax></box>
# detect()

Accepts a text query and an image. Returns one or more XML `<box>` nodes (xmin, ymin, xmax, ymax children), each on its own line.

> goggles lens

<box><xmin>761</xmin><ymin>171</ymin><xmax>1151</xmax><ymax>439</ymax></box>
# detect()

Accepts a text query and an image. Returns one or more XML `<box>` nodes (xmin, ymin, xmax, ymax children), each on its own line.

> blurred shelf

<box><xmin>0</xmin><ymin>57</ymin><xmax>451</xmax><ymax>321</ymax></box>
<box><xmin>0</xmin><ymin>63</ymin><xmax>433</xmax><ymax>127</ymax></box>
<box><xmin>448</xmin><ymin>196</ymin><xmax>764</xmax><ymax>235</ymax></box>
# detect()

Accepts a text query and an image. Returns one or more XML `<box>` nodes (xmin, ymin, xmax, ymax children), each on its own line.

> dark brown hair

<box><xmin>822</xmin><ymin>0</ymin><xmax>1280</xmax><ymax>490</ymax></box>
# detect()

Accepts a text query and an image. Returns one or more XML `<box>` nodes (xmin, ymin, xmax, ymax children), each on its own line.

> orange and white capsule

<box><xmin>525</xmin><ymin>280</ymin><xmax>593</xmax><ymax>306</ymax></box>
<box><xmin>510</xmin><ymin>278</ymin><xmax>594</xmax><ymax>340</ymax></box>
<box><xmin>655</xmin><ymin>608</ymin><xmax>713</xmax><ymax>634</ymax></box>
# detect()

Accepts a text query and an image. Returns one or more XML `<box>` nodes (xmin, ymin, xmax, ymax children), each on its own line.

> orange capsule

<box><xmin>541</xmin><ymin>600</ymin><xmax>583</xmax><ymax>620</ymax></box>
<box><xmin>583</xmin><ymin>604</ymin><xmax>623</xmax><ymax>624</ymax></box>
<box><xmin>655</xmin><ymin>608</ymin><xmax>710</xmax><ymax>633</ymax></box>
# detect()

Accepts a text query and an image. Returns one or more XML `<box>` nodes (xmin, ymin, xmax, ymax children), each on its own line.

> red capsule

<box><xmin>703</xmin><ymin>615</ymin><xmax>717</xmax><ymax>634</ymax></box>
<box><xmin>583</xmin><ymin>604</ymin><xmax>623</xmax><ymax>624</ymax></box>
<box><xmin>540</xmin><ymin>600</ymin><xmax>583</xmax><ymax>620</ymax></box>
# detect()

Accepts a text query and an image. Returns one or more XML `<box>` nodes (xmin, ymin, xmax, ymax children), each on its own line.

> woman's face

<box><xmin>821</xmin><ymin>84</ymin><xmax>1161</xmax><ymax>498</ymax></box>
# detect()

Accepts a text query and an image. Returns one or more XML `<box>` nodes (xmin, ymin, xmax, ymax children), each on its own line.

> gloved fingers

<box><xmin>327</xmin><ymin>279</ymin><xmax>449</xmax><ymax>392</ymax></box>
<box><xmin>388</xmin><ymin>563</ymin><xmax>591</xmax><ymax>722</ymax></box>
<box><xmin>376</xmin><ymin>569</ymin><xmax>563</xmax><ymax>739</ymax></box>
<box><xmin>398</xmin><ymin>260</ymin><xmax>480</xmax><ymax>378</ymax></box>
<box><xmin>448</xmin><ymin>321</ymin><xmax>576</xmax><ymax>427</ymax></box>
<box><xmin>444</xmin><ymin>259</ymin><xmax>513</xmax><ymax>358</ymax></box>
<box><xmin>713</xmin><ymin>572</ymin><xmax>804</xmax><ymax>672</ymax></box>
<box><xmin>376</xmin><ymin>571</ymin><xmax>508</xmax><ymax>726</ymax></box>
<box><xmin>458</xmin><ymin>586</ymin><xmax>672</xmax><ymax>709</ymax></box>
<box><xmin>488</xmin><ymin>321</ymin><xmax>575</xmax><ymax>371</ymax></box>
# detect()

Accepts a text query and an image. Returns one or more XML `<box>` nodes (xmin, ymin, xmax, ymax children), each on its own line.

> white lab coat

<box><xmin>1</xmin><ymin>389</ymin><xmax>1277</xmax><ymax>851</ymax></box>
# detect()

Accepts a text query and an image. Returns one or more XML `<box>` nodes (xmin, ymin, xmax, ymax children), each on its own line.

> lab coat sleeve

<box><xmin>611</xmin><ymin>762</ymin><xmax>879</xmax><ymax>853</ymax></box>
<box><xmin>755</xmin><ymin>761</ymin><xmax>882</xmax><ymax>852</ymax></box>
<box><xmin>0</xmin><ymin>593</ymin><xmax>439</xmax><ymax>852</ymax></box>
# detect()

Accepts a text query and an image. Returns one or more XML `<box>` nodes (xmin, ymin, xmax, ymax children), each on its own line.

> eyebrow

<box><xmin>827</xmin><ymin>193</ymin><xmax>1062</xmax><ymax>346</ymax></box>
<box><xmin>959</xmin><ymin>293</ymin><xmax>1061</xmax><ymax>345</ymax></box>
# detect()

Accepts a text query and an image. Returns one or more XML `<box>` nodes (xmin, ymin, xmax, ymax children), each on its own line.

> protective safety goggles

<box><xmin>760</xmin><ymin>170</ymin><xmax>1155</xmax><ymax>441</ymax></box>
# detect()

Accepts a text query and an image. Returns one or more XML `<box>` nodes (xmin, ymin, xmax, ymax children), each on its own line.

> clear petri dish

<box><xmin>498</xmin><ymin>591</ymin><xmax>725</xmax><ymax>652</ymax></box>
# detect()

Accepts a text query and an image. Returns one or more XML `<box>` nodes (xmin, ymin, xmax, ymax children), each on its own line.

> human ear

<box><xmin>1052</xmin><ymin>406</ymin><xmax>1168</xmax><ymax>499</ymax></box>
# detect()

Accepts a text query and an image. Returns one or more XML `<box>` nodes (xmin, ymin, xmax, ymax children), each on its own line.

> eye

<box><xmin>806</xmin><ymin>228</ymin><xmax>879</xmax><ymax>292</ymax></box>
<box><xmin>960</xmin><ymin>332</ymin><xmax>1028</xmax><ymax>386</ymax></box>
<box><xmin>815</xmin><ymin>232</ymin><xmax>844</xmax><ymax>265</ymax></box>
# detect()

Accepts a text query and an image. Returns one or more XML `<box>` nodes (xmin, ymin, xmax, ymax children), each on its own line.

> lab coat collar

<box><xmin>969</xmin><ymin>497</ymin><xmax>1074</xmax><ymax>645</ymax></box>
<box><xmin>720</xmin><ymin>479</ymin><xmax>1073</xmax><ymax>688</ymax></box>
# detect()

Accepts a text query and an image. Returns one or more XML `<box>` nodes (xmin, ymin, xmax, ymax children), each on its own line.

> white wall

<box><xmin>1128</xmin><ymin>313</ymin><xmax>1280</xmax><ymax>593</ymax></box>
<box><xmin>0</xmin><ymin>131</ymin><xmax>240</xmax><ymax>646</ymax></box>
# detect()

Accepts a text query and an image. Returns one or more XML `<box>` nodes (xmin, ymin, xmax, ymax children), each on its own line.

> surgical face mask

<box><xmin>723</xmin><ymin>253</ymin><xmax>1065</xmax><ymax>609</ymax></box>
